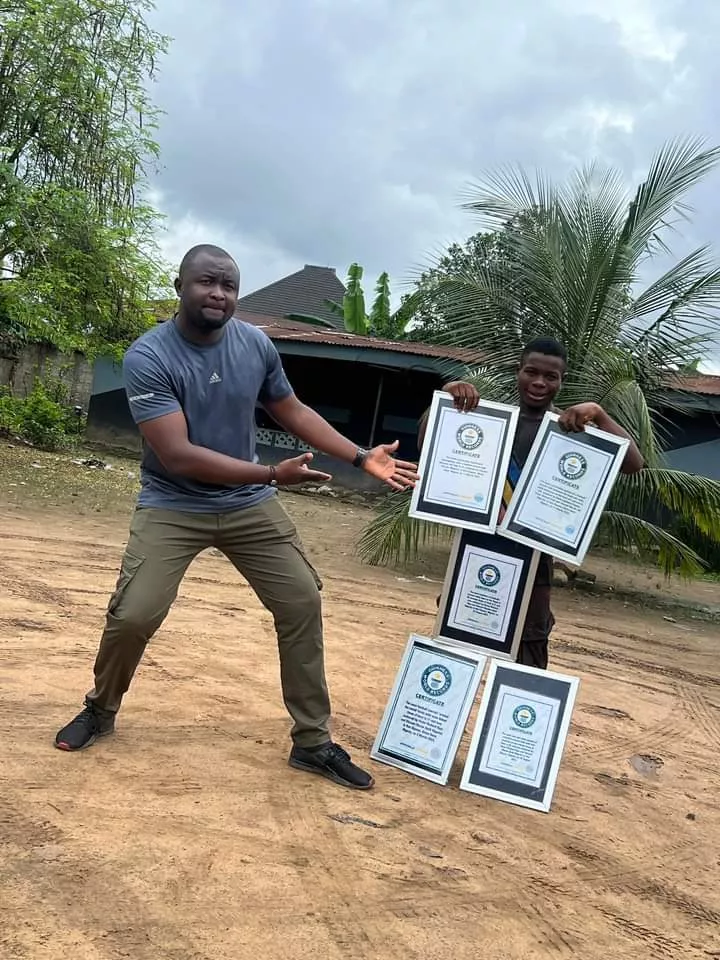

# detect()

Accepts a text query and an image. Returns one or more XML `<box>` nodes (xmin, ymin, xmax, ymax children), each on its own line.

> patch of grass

<box><xmin>0</xmin><ymin>439</ymin><xmax>140</xmax><ymax>516</ymax></box>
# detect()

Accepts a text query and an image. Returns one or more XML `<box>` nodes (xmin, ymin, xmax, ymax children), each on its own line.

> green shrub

<box><xmin>0</xmin><ymin>380</ymin><xmax>83</xmax><ymax>450</ymax></box>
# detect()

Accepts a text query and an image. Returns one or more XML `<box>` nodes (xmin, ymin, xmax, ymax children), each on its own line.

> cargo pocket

<box><xmin>290</xmin><ymin>538</ymin><xmax>323</xmax><ymax>592</ymax></box>
<box><xmin>107</xmin><ymin>550</ymin><xmax>145</xmax><ymax>614</ymax></box>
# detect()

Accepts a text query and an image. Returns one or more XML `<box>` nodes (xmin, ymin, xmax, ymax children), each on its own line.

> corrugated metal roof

<box><xmin>666</xmin><ymin>374</ymin><xmax>720</xmax><ymax>396</ymax></box>
<box><xmin>235</xmin><ymin>310</ymin><xmax>720</xmax><ymax>393</ymax></box>
<box><xmin>235</xmin><ymin>311</ymin><xmax>482</xmax><ymax>363</ymax></box>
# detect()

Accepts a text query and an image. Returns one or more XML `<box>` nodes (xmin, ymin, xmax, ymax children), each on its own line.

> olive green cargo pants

<box><xmin>85</xmin><ymin>496</ymin><xmax>331</xmax><ymax>747</ymax></box>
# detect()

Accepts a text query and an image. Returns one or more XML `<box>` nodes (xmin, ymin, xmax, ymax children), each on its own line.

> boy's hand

<box><xmin>443</xmin><ymin>381</ymin><xmax>480</xmax><ymax>412</ymax></box>
<box><xmin>558</xmin><ymin>402</ymin><xmax>603</xmax><ymax>432</ymax></box>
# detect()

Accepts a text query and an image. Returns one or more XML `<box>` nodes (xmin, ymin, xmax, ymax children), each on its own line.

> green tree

<box><xmin>404</xmin><ymin>232</ymin><xmax>507</xmax><ymax>343</ymax></box>
<box><xmin>0</xmin><ymin>0</ymin><xmax>170</xmax><ymax>356</ymax></box>
<box><xmin>358</xmin><ymin>136</ymin><xmax>720</xmax><ymax>577</ymax></box>
<box><xmin>0</xmin><ymin>173</ymin><xmax>168</xmax><ymax>357</ymax></box>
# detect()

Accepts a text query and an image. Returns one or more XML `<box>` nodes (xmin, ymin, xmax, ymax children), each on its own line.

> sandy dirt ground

<box><xmin>1</xmin><ymin>479</ymin><xmax>720</xmax><ymax>959</ymax></box>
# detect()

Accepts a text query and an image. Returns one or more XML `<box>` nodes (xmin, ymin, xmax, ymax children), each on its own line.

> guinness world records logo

<box><xmin>512</xmin><ymin>704</ymin><xmax>537</xmax><ymax>728</ymax></box>
<box><xmin>477</xmin><ymin>563</ymin><xmax>501</xmax><ymax>588</ymax></box>
<box><xmin>558</xmin><ymin>451</ymin><xmax>587</xmax><ymax>480</ymax></box>
<box><xmin>421</xmin><ymin>664</ymin><xmax>452</xmax><ymax>697</ymax></box>
<box><xmin>456</xmin><ymin>423</ymin><xmax>484</xmax><ymax>450</ymax></box>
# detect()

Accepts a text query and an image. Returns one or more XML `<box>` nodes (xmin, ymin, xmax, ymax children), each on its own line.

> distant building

<box><xmin>87</xmin><ymin>263</ymin><xmax>478</xmax><ymax>488</ymax></box>
<box><xmin>661</xmin><ymin>374</ymin><xmax>720</xmax><ymax>480</ymax></box>
<box><xmin>236</xmin><ymin>264</ymin><xmax>347</xmax><ymax>329</ymax></box>
<box><xmin>84</xmin><ymin>265</ymin><xmax>720</xmax><ymax>489</ymax></box>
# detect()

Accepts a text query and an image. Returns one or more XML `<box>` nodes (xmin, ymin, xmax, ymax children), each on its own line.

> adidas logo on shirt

<box><xmin>209</xmin><ymin>371</ymin><xmax>222</xmax><ymax>384</ymax></box>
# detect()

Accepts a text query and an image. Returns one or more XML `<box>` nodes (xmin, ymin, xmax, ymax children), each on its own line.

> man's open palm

<box><xmin>363</xmin><ymin>441</ymin><xmax>419</xmax><ymax>491</ymax></box>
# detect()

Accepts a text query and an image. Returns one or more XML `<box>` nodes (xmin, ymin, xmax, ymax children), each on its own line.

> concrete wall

<box><xmin>0</xmin><ymin>343</ymin><xmax>94</xmax><ymax>409</ymax></box>
<box><xmin>664</xmin><ymin>438</ymin><xmax>720</xmax><ymax>480</ymax></box>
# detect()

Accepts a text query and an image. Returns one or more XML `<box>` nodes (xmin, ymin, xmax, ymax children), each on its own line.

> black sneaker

<box><xmin>289</xmin><ymin>741</ymin><xmax>375</xmax><ymax>790</ymax></box>
<box><xmin>54</xmin><ymin>703</ymin><xmax>115</xmax><ymax>751</ymax></box>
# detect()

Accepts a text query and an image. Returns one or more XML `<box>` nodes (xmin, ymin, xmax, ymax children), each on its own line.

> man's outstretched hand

<box><xmin>275</xmin><ymin>453</ymin><xmax>333</xmax><ymax>485</ymax></box>
<box><xmin>363</xmin><ymin>441</ymin><xmax>419</xmax><ymax>491</ymax></box>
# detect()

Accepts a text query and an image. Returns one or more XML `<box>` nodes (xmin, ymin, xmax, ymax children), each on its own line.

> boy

<box><xmin>422</xmin><ymin>337</ymin><xmax>643</xmax><ymax>668</ymax></box>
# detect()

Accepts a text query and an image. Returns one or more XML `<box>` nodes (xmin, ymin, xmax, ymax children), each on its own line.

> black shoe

<box><xmin>54</xmin><ymin>703</ymin><xmax>115</xmax><ymax>751</ymax></box>
<box><xmin>289</xmin><ymin>741</ymin><xmax>375</xmax><ymax>790</ymax></box>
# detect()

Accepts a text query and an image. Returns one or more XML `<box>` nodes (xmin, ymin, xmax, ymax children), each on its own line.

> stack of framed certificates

<box><xmin>371</xmin><ymin>391</ymin><xmax>629</xmax><ymax>812</ymax></box>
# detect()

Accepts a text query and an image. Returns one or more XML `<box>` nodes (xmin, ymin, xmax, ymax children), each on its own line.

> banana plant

<box><xmin>325</xmin><ymin>265</ymin><xmax>418</xmax><ymax>338</ymax></box>
<box><xmin>324</xmin><ymin>262</ymin><xmax>368</xmax><ymax>334</ymax></box>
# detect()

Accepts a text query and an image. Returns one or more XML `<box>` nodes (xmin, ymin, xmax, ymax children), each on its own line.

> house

<box><xmin>86</xmin><ymin>312</ymin><xmax>477</xmax><ymax>489</ymax></box>
<box><xmin>86</xmin><ymin>263</ymin><xmax>478</xmax><ymax>488</ymax></box>
<box><xmin>235</xmin><ymin>313</ymin><xmax>478</xmax><ymax>486</ymax></box>
<box><xmin>660</xmin><ymin>374</ymin><xmax>720</xmax><ymax>480</ymax></box>
<box><xmin>235</xmin><ymin>264</ymin><xmax>347</xmax><ymax>329</ymax></box>
<box><xmin>84</xmin><ymin>265</ymin><xmax>720</xmax><ymax>489</ymax></box>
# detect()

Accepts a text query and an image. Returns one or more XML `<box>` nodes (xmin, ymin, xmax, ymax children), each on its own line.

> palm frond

<box><xmin>323</xmin><ymin>299</ymin><xmax>345</xmax><ymax>319</ymax></box>
<box><xmin>360</xmin><ymin>138</ymin><xmax>720</xmax><ymax>574</ymax></box>
<box><xmin>594</xmin><ymin>376</ymin><xmax>661</xmax><ymax>465</ymax></box>
<box><xmin>620</xmin><ymin>136</ymin><xmax>720</xmax><ymax>255</ymax></box>
<box><xmin>459</xmin><ymin>165</ymin><xmax>555</xmax><ymax>229</ymax></box>
<box><xmin>597</xmin><ymin>511</ymin><xmax>707</xmax><ymax>577</ymax></box>
<box><xmin>612</xmin><ymin>468</ymin><xmax>720</xmax><ymax>540</ymax></box>
<box><xmin>355</xmin><ymin>492</ymin><xmax>452</xmax><ymax>567</ymax></box>
<box><xmin>626</xmin><ymin>247</ymin><xmax>720</xmax><ymax>323</ymax></box>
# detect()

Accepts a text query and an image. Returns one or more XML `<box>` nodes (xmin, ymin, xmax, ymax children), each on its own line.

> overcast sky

<box><xmin>145</xmin><ymin>0</ymin><xmax>720</xmax><ymax>370</ymax></box>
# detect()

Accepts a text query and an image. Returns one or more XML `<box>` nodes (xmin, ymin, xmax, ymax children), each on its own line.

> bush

<box><xmin>0</xmin><ymin>379</ymin><xmax>83</xmax><ymax>450</ymax></box>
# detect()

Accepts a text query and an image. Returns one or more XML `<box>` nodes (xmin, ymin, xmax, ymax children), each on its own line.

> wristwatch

<box><xmin>352</xmin><ymin>447</ymin><xmax>370</xmax><ymax>468</ymax></box>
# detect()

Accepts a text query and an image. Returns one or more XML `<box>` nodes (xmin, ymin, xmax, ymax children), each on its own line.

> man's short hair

<box><xmin>179</xmin><ymin>244</ymin><xmax>237</xmax><ymax>278</ymax></box>
<box><xmin>521</xmin><ymin>337</ymin><xmax>567</xmax><ymax>366</ymax></box>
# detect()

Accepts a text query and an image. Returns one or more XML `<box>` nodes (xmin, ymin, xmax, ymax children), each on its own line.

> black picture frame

<box><xmin>410</xmin><ymin>391</ymin><xmax>519</xmax><ymax>533</ymax></box>
<box><xmin>370</xmin><ymin>635</ymin><xmax>484</xmax><ymax>785</ymax></box>
<box><xmin>435</xmin><ymin>529</ymin><xmax>540</xmax><ymax>660</ymax></box>
<box><xmin>460</xmin><ymin>661</ymin><xmax>580</xmax><ymax>813</ymax></box>
<box><xmin>499</xmin><ymin>412</ymin><xmax>629</xmax><ymax>565</ymax></box>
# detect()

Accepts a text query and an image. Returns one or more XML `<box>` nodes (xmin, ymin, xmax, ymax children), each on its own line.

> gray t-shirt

<box><xmin>123</xmin><ymin>318</ymin><xmax>293</xmax><ymax>512</ymax></box>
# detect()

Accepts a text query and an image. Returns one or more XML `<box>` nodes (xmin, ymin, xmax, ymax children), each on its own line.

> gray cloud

<box><xmin>146</xmin><ymin>0</ymin><xmax>720</xmax><ymax>365</ymax></box>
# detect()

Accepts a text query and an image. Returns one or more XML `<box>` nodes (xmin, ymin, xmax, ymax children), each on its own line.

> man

<box><xmin>420</xmin><ymin>337</ymin><xmax>644</xmax><ymax>669</ymax></box>
<box><xmin>55</xmin><ymin>244</ymin><xmax>419</xmax><ymax>792</ymax></box>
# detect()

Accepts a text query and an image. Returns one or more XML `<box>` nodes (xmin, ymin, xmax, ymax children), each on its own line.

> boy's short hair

<box><xmin>521</xmin><ymin>337</ymin><xmax>567</xmax><ymax>366</ymax></box>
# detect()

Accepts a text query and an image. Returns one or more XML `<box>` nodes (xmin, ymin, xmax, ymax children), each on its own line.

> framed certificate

<box><xmin>370</xmin><ymin>634</ymin><xmax>485</xmax><ymax>785</ymax></box>
<box><xmin>435</xmin><ymin>529</ymin><xmax>540</xmax><ymax>660</ymax></box>
<box><xmin>410</xmin><ymin>391</ymin><xmax>519</xmax><ymax>533</ymax></box>
<box><xmin>498</xmin><ymin>412</ymin><xmax>629</xmax><ymax>565</ymax></box>
<box><xmin>459</xmin><ymin>660</ymin><xmax>579</xmax><ymax>813</ymax></box>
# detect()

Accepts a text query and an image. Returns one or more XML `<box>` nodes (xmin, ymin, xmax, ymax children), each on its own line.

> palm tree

<box><xmin>358</xmin><ymin>136</ymin><xmax>720</xmax><ymax>577</ymax></box>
